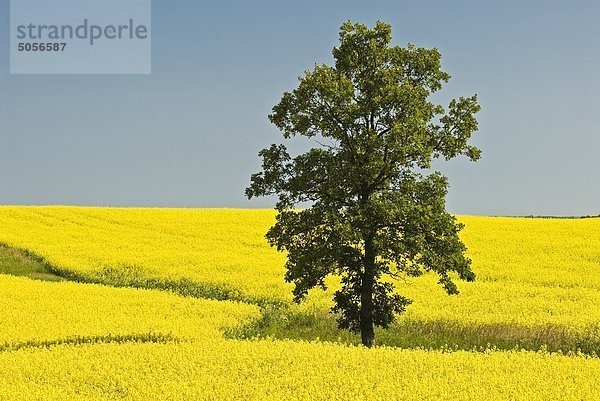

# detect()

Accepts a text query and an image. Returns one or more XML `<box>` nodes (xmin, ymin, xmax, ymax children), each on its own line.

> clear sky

<box><xmin>1</xmin><ymin>0</ymin><xmax>598</xmax><ymax>216</ymax></box>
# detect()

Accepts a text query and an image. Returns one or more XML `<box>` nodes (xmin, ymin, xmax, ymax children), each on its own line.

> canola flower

<box><xmin>0</xmin><ymin>274</ymin><xmax>259</xmax><ymax>348</ymax></box>
<box><xmin>0</xmin><ymin>206</ymin><xmax>598</xmax><ymax>330</ymax></box>
<box><xmin>0</xmin><ymin>206</ymin><xmax>290</xmax><ymax>304</ymax></box>
<box><xmin>0</xmin><ymin>340</ymin><xmax>599</xmax><ymax>400</ymax></box>
<box><xmin>1</xmin><ymin>207</ymin><xmax>600</xmax><ymax>399</ymax></box>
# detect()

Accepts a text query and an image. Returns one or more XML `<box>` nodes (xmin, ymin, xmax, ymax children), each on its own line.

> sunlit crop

<box><xmin>0</xmin><ymin>274</ymin><xmax>259</xmax><ymax>348</ymax></box>
<box><xmin>1</xmin><ymin>206</ymin><xmax>599</xmax><ymax>399</ymax></box>
<box><xmin>1</xmin><ymin>340</ymin><xmax>600</xmax><ymax>400</ymax></box>
<box><xmin>0</xmin><ymin>207</ymin><xmax>289</xmax><ymax>304</ymax></box>
<box><xmin>0</xmin><ymin>206</ymin><xmax>599</xmax><ymax>329</ymax></box>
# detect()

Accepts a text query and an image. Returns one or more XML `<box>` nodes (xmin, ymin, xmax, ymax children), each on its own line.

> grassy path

<box><xmin>0</xmin><ymin>243</ymin><xmax>64</xmax><ymax>282</ymax></box>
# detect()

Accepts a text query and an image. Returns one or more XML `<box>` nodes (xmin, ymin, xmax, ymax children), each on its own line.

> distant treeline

<box><xmin>515</xmin><ymin>215</ymin><xmax>600</xmax><ymax>219</ymax></box>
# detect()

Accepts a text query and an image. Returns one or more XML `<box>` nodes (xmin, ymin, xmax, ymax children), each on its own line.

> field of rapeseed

<box><xmin>2</xmin><ymin>340</ymin><xmax>600</xmax><ymax>400</ymax></box>
<box><xmin>0</xmin><ymin>206</ymin><xmax>599</xmax><ymax>399</ymax></box>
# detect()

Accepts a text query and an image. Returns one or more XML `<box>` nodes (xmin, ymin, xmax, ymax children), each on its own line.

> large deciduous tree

<box><xmin>246</xmin><ymin>21</ymin><xmax>481</xmax><ymax>347</ymax></box>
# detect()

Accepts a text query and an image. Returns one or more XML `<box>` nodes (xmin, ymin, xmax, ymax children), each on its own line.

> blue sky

<box><xmin>0</xmin><ymin>0</ymin><xmax>598</xmax><ymax>215</ymax></box>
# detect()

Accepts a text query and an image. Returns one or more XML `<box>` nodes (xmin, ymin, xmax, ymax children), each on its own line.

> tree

<box><xmin>246</xmin><ymin>21</ymin><xmax>480</xmax><ymax>347</ymax></box>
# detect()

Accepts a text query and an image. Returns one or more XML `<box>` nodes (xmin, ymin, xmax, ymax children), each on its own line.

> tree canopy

<box><xmin>246</xmin><ymin>21</ymin><xmax>481</xmax><ymax>347</ymax></box>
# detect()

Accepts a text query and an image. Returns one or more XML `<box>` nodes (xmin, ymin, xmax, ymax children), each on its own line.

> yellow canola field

<box><xmin>0</xmin><ymin>207</ymin><xmax>289</xmax><ymax>303</ymax></box>
<box><xmin>0</xmin><ymin>274</ymin><xmax>259</xmax><ymax>348</ymax></box>
<box><xmin>1</xmin><ymin>340</ymin><xmax>599</xmax><ymax>401</ymax></box>
<box><xmin>1</xmin><ymin>273</ymin><xmax>598</xmax><ymax>400</ymax></box>
<box><xmin>399</xmin><ymin>216</ymin><xmax>600</xmax><ymax>330</ymax></box>
<box><xmin>0</xmin><ymin>206</ymin><xmax>599</xmax><ymax>331</ymax></box>
<box><xmin>1</xmin><ymin>207</ymin><xmax>600</xmax><ymax>400</ymax></box>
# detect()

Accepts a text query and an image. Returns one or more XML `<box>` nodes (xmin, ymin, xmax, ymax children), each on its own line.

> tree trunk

<box><xmin>360</xmin><ymin>236</ymin><xmax>375</xmax><ymax>347</ymax></box>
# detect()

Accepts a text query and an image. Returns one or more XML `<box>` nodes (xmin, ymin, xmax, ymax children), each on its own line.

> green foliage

<box><xmin>226</xmin><ymin>308</ymin><xmax>600</xmax><ymax>357</ymax></box>
<box><xmin>247</xmin><ymin>21</ymin><xmax>481</xmax><ymax>346</ymax></box>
